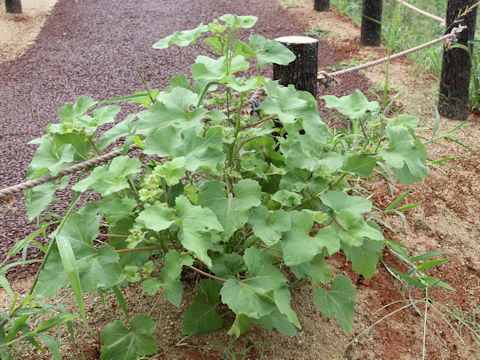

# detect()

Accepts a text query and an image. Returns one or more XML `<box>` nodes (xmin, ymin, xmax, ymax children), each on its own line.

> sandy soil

<box><xmin>1</xmin><ymin>0</ymin><xmax>479</xmax><ymax>359</ymax></box>
<box><xmin>0</xmin><ymin>0</ymin><xmax>57</xmax><ymax>63</ymax></box>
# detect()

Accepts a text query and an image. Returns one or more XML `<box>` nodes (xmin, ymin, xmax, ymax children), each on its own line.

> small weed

<box><xmin>277</xmin><ymin>0</ymin><xmax>304</xmax><ymax>9</ymax></box>
<box><xmin>300</xmin><ymin>25</ymin><xmax>331</xmax><ymax>37</ymax></box>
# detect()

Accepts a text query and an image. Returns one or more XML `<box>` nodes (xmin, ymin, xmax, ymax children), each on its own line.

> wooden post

<box><xmin>314</xmin><ymin>0</ymin><xmax>329</xmax><ymax>11</ymax></box>
<box><xmin>438</xmin><ymin>0</ymin><xmax>478</xmax><ymax>120</ymax></box>
<box><xmin>273</xmin><ymin>36</ymin><xmax>319</xmax><ymax>98</ymax></box>
<box><xmin>361</xmin><ymin>0</ymin><xmax>383</xmax><ymax>46</ymax></box>
<box><xmin>5</xmin><ymin>0</ymin><xmax>22</xmax><ymax>13</ymax></box>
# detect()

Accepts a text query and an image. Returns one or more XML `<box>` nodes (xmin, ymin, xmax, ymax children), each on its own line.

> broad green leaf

<box><xmin>144</xmin><ymin>126</ymin><xmax>225</xmax><ymax>173</ymax></box>
<box><xmin>290</xmin><ymin>253</ymin><xmax>332</xmax><ymax>285</ymax></box>
<box><xmin>153</xmin><ymin>157</ymin><xmax>186</xmax><ymax>185</ymax></box>
<box><xmin>313</xmin><ymin>275</ymin><xmax>356</xmax><ymax>331</ymax></box>
<box><xmin>249</xmin><ymin>205</ymin><xmax>291</xmax><ymax>246</ymax></box>
<box><xmin>210</xmin><ymin>253</ymin><xmax>246</xmax><ymax>279</ymax></box>
<box><xmin>142</xmin><ymin>278</ymin><xmax>161</xmax><ymax>296</ymax></box>
<box><xmin>100</xmin><ymin>314</ymin><xmax>157</xmax><ymax>360</ymax></box>
<box><xmin>158</xmin><ymin>250</ymin><xmax>194</xmax><ymax>307</ymax></box>
<box><xmin>282</xmin><ymin>211</ymin><xmax>330</xmax><ymax>266</ymax></box>
<box><xmin>321</xmin><ymin>89</ymin><xmax>379</xmax><ymax>119</ymax></box>
<box><xmin>58</xmin><ymin>96</ymin><xmax>97</xmax><ymax>122</ymax></box>
<box><xmin>97</xmin><ymin>114</ymin><xmax>136</xmax><ymax>150</ymax></box>
<box><xmin>220</xmin><ymin>279</ymin><xmax>275</xmax><ymax>319</ymax></box>
<box><xmin>271</xmin><ymin>190</ymin><xmax>302</xmax><ymax>207</ymax></box>
<box><xmin>136</xmin><ymin>205</ymin><xmax>175</xmax><ymax>232</ymax></box>
<box><xmin>320</xmin><ymin>191</ymin><xmax>372</xmax><ymax>214</ymax></box>
<box><xmin>254</xmin><ymin>308</ymin><xmax>297</xmax><ymax>336</ymax></box>
<box><xmin>336</xmin><ymin>210</ymin><xmax>384</xmax><ymax>246</ymax></box>
<box><xmin>72</xmin><ymin>156</ymin><xmax>141</xmax><ymax>196</ymax></box>
<box><xmin>35</xmin><ymin>246</ymin><xmax>68</xmax><ymax>298</ymax></box>
<box><xmin>92</xmin><ymin>105</ymin><xmax>121</xmax><ymax>126</ymax></box>
<box><xmin>261</xmin><ymin>82</ymin><xmax>308</xmax><ymax>124</ymax></box>
<box><xmin>388</xmin><ymin>114</ymin><xmax>419</xmax><ymax>129</ymax></box>
<box><xmin>152</xmin><ymin>23</ymin><xmax>209</xmax><ymax>49</ymax></box>
<box><xmin>136</xmin><ymin>87</ymin><xmax>205</xmax><ymax>137</ymax></box>
<box><xmin>198</xmin><ymin>179</ymin><xmax>261</xmax><ymax>238</ymax></box>
<box><xmin>248</xmin><ymin>35</ymin><xmax>296</xmax><ymax>69</ymax></box>
<box><xmin>0</xmin><ymin>276</ymin><xmax>13</xmax><ymax>298</ymax></box>
<box><xmin>181</xmin><ymin>279</ymin><xmax>223</xmax><ymax>335</ymax></box>
<box><xmin>99</xmin><ymin>195</ymin><xmax>137</xmax><ymax>224</ymax></box>
<box><xmin>219</xmin><ymin>14</ymin><xmax>257</xmax><ymax>29</ymax></box>
<box><xmin>342</xmin><ymin>239</ymin><xmax>384</xmax><ymax>278</ymax></box>
<box><xmin>176</xmin><ymin>196</ymin><xmax>223</xmax><ymax>268</ymax></box>
<box><xmin>378</xmin><ymin>125</ymin><xmax>428</xmax><ymax>184</ymax></box>
<box><xmin>228</xmin><ymin>314</ymin><xmax>253</xmax><ymax>337</ymax></box>
<box><xmin>342</xmin><ymin>155</ymin><xmax>377</xmax><ymax>178</ymax></box>
<box><xmin>192</xmin><ymin>55</ymin><xmax>249</xmax><ymax>81</ymax></box>
<box><xmin>27</xmin><ymin>139</ymin><xmax>75</xmax><ymax>179</ymax></box>
<box><xmin>25</xmin><ymin>181</ymin><xmax>58</xmax><ymax>220</ymax></box>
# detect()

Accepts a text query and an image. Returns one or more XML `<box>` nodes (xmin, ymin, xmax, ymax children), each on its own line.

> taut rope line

<box><xmin>318</xmin><ymin>25</ymin><xmax>466</xmax><ymax>87</ymax></box>
<box><xmin>394</xmin><ymin>0</ymin><xmax>446</xmax><ymax>26</ymax></box>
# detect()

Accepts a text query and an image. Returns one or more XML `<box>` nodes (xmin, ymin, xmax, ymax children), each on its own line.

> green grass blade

<box><xmin>386</xmin><ymin>190</ymin><xmax>411</xmax><ymax>211</ymax></box>
<box><xmin>112</xmin><ymin>286</ymin><xmax>129</xmax><ymax>321</ymax></box>
<box><xmin>410</xmin><ymin>251</ymin><xmax>446</xmax><ymax>263</ymax></box>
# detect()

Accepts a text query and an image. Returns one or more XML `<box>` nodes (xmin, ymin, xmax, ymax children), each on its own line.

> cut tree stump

<box><xmin>273</xmin><ymin>36</ymin><xmax>319</xmax><ymax>98</ymax></box>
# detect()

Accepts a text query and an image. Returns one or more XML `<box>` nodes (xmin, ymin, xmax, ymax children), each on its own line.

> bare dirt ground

<box><xmin>0</xmin><ymin>0</ymin><xmax>57</xmax><ymax>63</ymax></box>
<box><xmin>1</xmin><ymin>0</ymin><xmax>479</xmax><ymax>359</ymax></box>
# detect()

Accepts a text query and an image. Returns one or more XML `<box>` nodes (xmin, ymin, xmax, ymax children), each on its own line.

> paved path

<box><xmin>0</xmin><ymin>0</ymin><xmax>369</xmax><ymax>276</ymax></box>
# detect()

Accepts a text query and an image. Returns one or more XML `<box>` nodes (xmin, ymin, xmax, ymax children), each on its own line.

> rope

<box><xmin>0</xmin><ymin>144</ymin><xmax>139</xmax><ymax>200</ymax></box>
<box><xmin>0</xmin><ymin>88</ymin><xmax>269</xmax><ymax>201</ymax></box>
<box><xmin>318</xmin><ymin>25</ymin><xmax>467</xmax><ymax>86</ymax></box>
<box><xmin>394</xmin><ymin>0</ymin><xmax>446</xmax><ymax>26</ymax></box>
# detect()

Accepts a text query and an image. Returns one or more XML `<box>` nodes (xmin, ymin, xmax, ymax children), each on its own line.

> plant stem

<box><xmin>115</xmin><ymin>246</ymin><xmax>159</xmax><ymax>253</ymax></box>
<box><xmin>186</xmin><ymin>265</ymin><xmax>227</xmax><ymax>283</ymax></box>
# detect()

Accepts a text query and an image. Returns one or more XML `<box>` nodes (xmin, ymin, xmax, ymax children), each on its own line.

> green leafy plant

<box><xmin>1</xmin><ymin>14</ymin><xmax>441</xmax><ymax>360</ymax></box>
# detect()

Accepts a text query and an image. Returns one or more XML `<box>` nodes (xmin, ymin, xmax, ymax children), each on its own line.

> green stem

<box><xmin>90</xmin><ymin>138</ymin><xmax>103</xmax><ymax>156</ymax></box>
<box><xmin>29</xmin><ymin>192</ymin><xmax>82</xmax><ymax>295</ymax></box>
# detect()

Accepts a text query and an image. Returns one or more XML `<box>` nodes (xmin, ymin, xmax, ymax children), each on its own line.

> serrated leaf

<box><xmin>271</xmin><ymin>190</ymin><xmax>302</xmax><ymax>207</ymax></box>
<box><xmin>152</xmin><ymin>23</ymin><xmax>209</xmax><ymax>49</ymax></box>
<box><xmin>342</xmin><ymin>239</ymin><xmax>384</xmax><ymax>278</ymax></box>
<box><xmin>192</xmin><ymin>55</ymin><xmax>249</xmax><ymax>81</ymax></box>
<box><xmin>378</xmin><ymin>125</ymin><xmax>428</xmax><ymax>184</ymax></box>
<box><xmin>313</xmin><ymin>275</ymin><xmax>356</xmax><ymax>331</ymax></box>
<box><xmin>336</xmin><ymin>210</ymin><xmax>384</xmax><ymax>247</ymax></box>
<box><xmin>72</xmin><ymin>156</ymin><xmax>141</xmax><ymax>196</ymax></box>
<box><xmin>290</xmin><ymin>253</ymin><xmax>332</xmax><ymax>285</ymax></box>
<box><xmin>176</xmin><ymin>196</ymin><xmax>223</xmax><ymax>268</ymax></box>
<box><xmin>97</xmin><ymin>114</ymin><xmax>136</xmax><ymax>149</ymax></box>
<box><xmin>27</xmin><ymin>139</ymin><xmax>75</xmax><ymax>179</ymax></box>
<box><xmin>210</xmin><ymin>253</ymin><xmax>246</xmax><ymax>279</ymax></box>
<box><xmin>25</xmin><ymin>181</ymin><xmax>58</xmax><ymax>220</ymax></box>
<box><xmin>198</xmin><ymin>179</ymin><xmax>261</xmax><ymax>238</ymax></box>
<box><xmin>143</xmin><ymin>278</ymin><xmax>162</xmax><ymax>296</ymax></box>
<box><xmin>282</xmin><ymin>211</ymin><xmax>329</xmax><ymax>266</ymax></box>
<box><xmin>321</xmin><ymin>89</ymin><xmax>379</xmax><ymax>119</ymax></box>
<box><xmin>153</xmin><ymin>157</ymin><xmax>186</xmax><ymax>185</ymax></box>
<box><xmin>219</xmin><ymin>14</ymin><xmax>257</xmax><ymax>29</ymax></box>
<box><xmin>144</xmin><ymin>126</ymin><xmax>225</xmax><ymax>173</ymax></box>
<box><xmin>249</xmin><ymin>35</ymin><xmax>296</xmax><ymax>69</ymax></box>
<box><xmin>100</xmin><ymin>314</ymin><xmax>157</xmax><ymax>360</ymax></box>
<box><xmin>136</xmin><ymin>87</ymin><xmax>205</xmax><ymax>137</ymax></box>
<box><xmin>320</xmin><ymin>191</ymin><xmax>372</xmax><ymax>214</ymax></box>
<box><xmin>99</xmin><ymin>195</ymin><xmax>137</xmax><ymax>224</ymax></box>
<box><xmin>158</xmin><ymin>250</ymin><xmax>194</xmax><ymax>307</ymax></box>
<box><xmin>92</xmin><ymin>105</ymin><xmax>121</xmax><ymax>126</ymax></box>
<box><xmin>136</xmin><ymin>205</ymin><xmax>175</xmax><ymax>232</ymax></box>
<box><xmin>181</xmin><ymin>279</ymin><xmax>223</xmax><ymax>335</ymax></box>
<box><xmin>342</xmin><ymin>155</ymin><xmax>377</xmax><ymax>178</ymax></box>
<box><xmin>220</xmin><ymin>279</ymin><xmax>275</xmax><ymax>319</ymax></box>
<box><xmin>254</xmin><ymin>308</ymin><xmax>297</xmax><ymax>336</ymax></box>
<box><xmin>249</xmin><ymin>205</ymin><xmax>291</xmax><ymax>246</ymax></box>
<box><xmin>261</xmin><ymin>82</ymin><xmax>308</xmax><ymax>124</ymax></box>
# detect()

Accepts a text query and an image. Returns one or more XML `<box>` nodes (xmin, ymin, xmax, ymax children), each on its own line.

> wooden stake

<box><xmin>314</xmin><ymin>0</ymin><xmax>330</xmax><ymax>11</ymax></box>
<box><xmin>361</xmin><ymin>0</ymin><xmax>383</xmax><ymax>46</ymax></box>
<box><xmin>439</xmin><ymin>0</ymin><xmax>478</xmax><ymax>120</ymax></box>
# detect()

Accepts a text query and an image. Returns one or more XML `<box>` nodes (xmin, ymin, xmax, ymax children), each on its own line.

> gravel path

<box><xmin>0</xmin><ymin>0</ymin><xmax>369</xmax><ymax>277</ymax></box>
